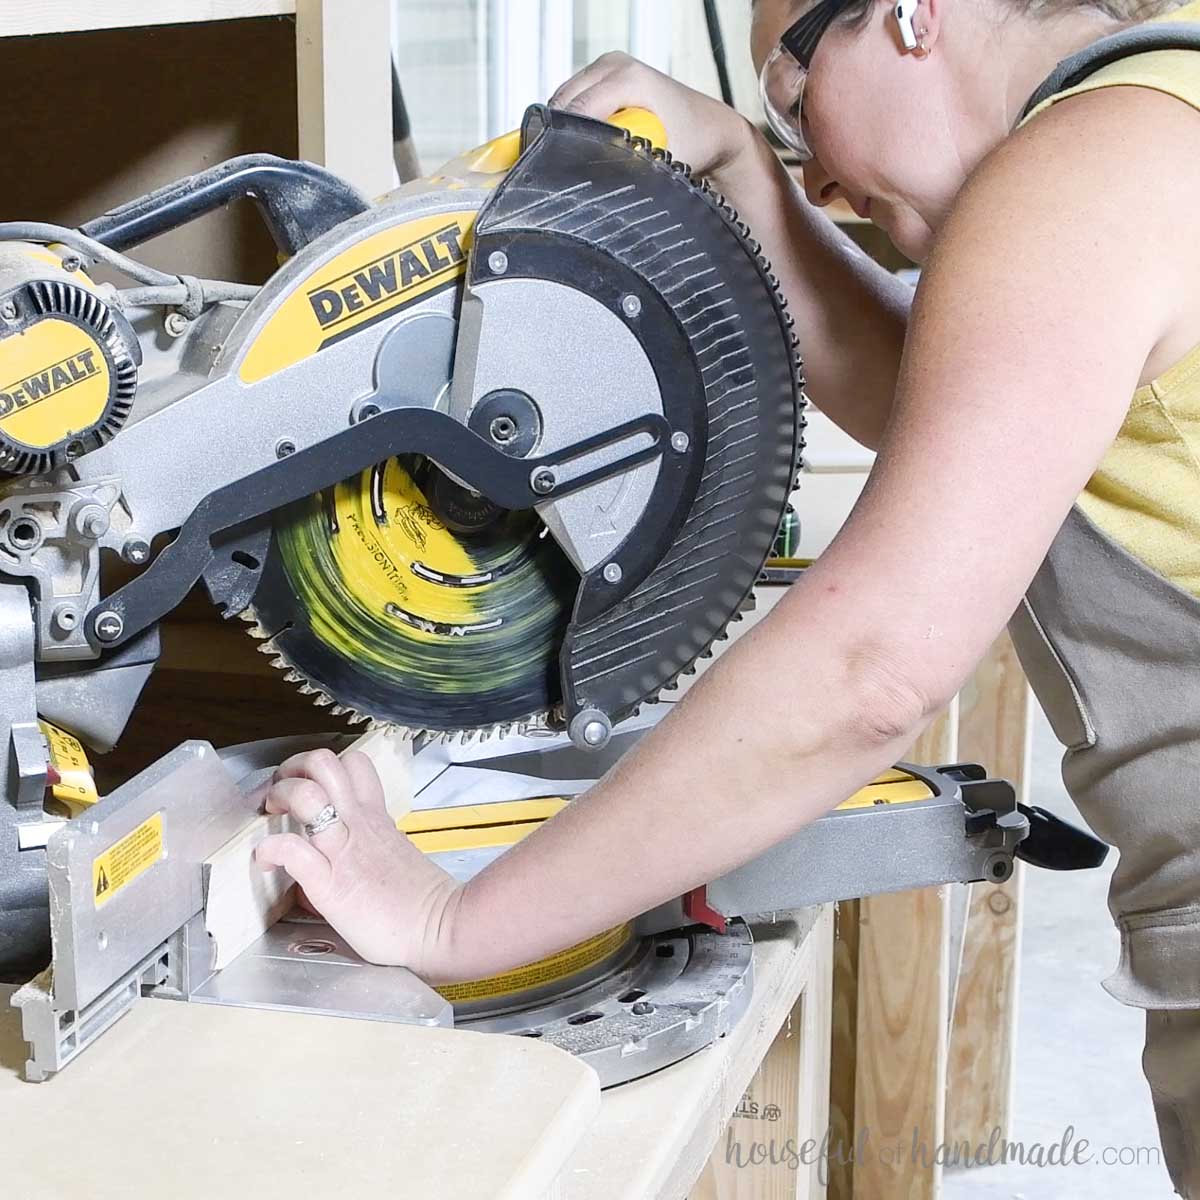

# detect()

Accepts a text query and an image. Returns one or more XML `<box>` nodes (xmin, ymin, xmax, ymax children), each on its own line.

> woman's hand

<box><xmin>551</xmin><ymin>52</ymin><xmax>759</xmax><ymax>185</ymax></box>
<box><xmin>254</xmin><ymin>748</ymin><xmax>461</xmax><ymax>976</ymax></box>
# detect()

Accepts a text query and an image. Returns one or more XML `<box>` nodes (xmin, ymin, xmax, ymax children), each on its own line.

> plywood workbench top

<box><xmin>0</xmin><ymin>985</ymin><xmax>600</xmax><ymax>1200</ymax></box>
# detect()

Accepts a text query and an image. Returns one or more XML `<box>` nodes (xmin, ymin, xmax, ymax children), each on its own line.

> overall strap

<box><xmin>1019</xmin><ymin>21</ymin><xmax>1200</xmax><ymax>121</ymax></box>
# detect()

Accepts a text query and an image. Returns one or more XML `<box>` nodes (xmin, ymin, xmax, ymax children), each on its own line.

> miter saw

<box><xmin>0</xmin><ymin>106</ymin><xmax>1101</xmax><ymax>1086</ymax></box>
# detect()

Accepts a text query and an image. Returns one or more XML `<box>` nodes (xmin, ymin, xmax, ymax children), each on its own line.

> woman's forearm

<box><xmin>712</xmin><ymin>130</ymin><xmax>912</xmax><ymax>450</ymax></box>
<box><xmin>440</xmin><ymin>571</ymin><xmax>931</xmax><ymax>982</ymax></box>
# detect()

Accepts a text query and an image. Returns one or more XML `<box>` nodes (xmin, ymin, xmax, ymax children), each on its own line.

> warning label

<box><xmin>91</xmin><ymin>812</ymin><xmax>164</xmax><ymax>909</ymax></box>
<box><xmin>436</xmin><ymin>923</ymin><xmax>634</xmax><ymax>1005</ymax></box>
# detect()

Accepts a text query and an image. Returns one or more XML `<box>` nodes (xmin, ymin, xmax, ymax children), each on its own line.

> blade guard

<box><xmin>469</xmin><ymin>105</ymin><xmax>803</xmax><ymax>745</ymax></box>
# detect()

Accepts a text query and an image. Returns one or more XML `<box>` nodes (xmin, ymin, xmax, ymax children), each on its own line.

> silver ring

<box><xmin>303</xmin><ymin>803</ymin><xmax>341</xmax><ymax>838</ymax></box>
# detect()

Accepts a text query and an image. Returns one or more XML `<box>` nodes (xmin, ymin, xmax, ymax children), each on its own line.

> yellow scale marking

<box><xmin>39</xmin><ymin>720</ymin><xmax>98</xmax><ymax>810</ymax></box>
<box><xmin>405</xmin><ymin>767</ymin><xmax>931</xmax><ymax>1003</ymax></box>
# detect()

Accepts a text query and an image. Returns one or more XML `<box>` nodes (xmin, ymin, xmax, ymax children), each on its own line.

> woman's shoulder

<box><xmin>938</xmin><ymin>84</ymin><xmax>1200</xmax><ymax>387</ymax></box>
<box><xmin>966</xmin><ymin>82</ymin><xmax>1200</xmax><ymax>226</ymax></box>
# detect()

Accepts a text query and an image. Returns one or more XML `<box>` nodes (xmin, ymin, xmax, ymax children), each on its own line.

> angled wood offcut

<box><xmin>203</xmin><ymin>726</ymin><xmax>414</xmax><ymax>969</ymax></box>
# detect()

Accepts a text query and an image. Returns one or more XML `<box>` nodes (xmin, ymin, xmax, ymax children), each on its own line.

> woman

<box><xmin>257</xmin><ymin>0</ymin><xmax>1200</xmax><ymax>1190</ymax></box>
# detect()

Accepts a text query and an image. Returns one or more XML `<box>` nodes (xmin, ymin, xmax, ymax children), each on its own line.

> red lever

<box><xmin>682</xmin><ymin>885</ymin><xmax>727</xmax><ymax>934</ymax></box>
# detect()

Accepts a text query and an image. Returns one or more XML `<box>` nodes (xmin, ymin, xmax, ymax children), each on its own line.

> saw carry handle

<box><xmin>81</xmin><ymin>110</ymin><xmax>663</xmax><ymax>255</ymax></box>
<box><xmin>79</xmin><ymin>154</ymin><xmax>370</xmax><ymax>256</ymax></box>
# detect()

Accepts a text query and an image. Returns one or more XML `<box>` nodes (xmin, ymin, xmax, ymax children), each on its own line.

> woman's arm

<box><xmin>258</xmin><ymin>85</ymin><xmax>1200</xmax><ymax>980</ymax></box>
<box><xmin>432</xmin><ymin>85</ymin><xmax>1200</xmax><ymax>976</ymax></box>
<box><xmin>552</xmin><ymin>53</ymin><xmax>912</xmax><ymax>450</ymax></box>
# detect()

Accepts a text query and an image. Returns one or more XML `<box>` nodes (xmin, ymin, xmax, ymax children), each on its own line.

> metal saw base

<box><xmin>10</xmin><ymin>708</ymin><xmax>1027</xmax><ymax>1085</ymax></box>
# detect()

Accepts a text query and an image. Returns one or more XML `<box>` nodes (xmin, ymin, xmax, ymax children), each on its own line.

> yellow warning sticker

<box><xmin>436</xmin><ymin>922</ymin><xmax>634</xmax><ymax>1005</ymax></box>
<box><xmin>92</xmin><ymin>812</ymin><xmax>164</xmax><ymax>908</ymax></box>
<box><xmin>39</xmin><ymin>720</ymin><xmax>98</xmax><ymax>808</ymax></box>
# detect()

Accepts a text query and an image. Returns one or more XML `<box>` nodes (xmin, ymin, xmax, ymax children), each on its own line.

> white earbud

<box><xmin>894</xmin><ymin>0</ymin><xmax>919</xmax><ymax>50</ymax></box>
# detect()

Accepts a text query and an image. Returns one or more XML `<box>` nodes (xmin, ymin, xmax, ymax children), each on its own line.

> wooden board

<box><xmin>203</xmin><ymin>725</ymin><xmax>415</xmax><ymax>968</ymax></box>
<box><xmin>0</xmin><ymin>1</ymin><xmax>295</xmax><ymax>37</ymax></box>
<box><xmin>0</xmin><ymin>984</ymin><xmax>599</xmax><ymax>1200</ymax></box>
<box><xmin>295</xmin><ymin>0</ymin><xmax>394</xmax><ymax>197</ymax></box>
<box><xmin>205</xmin><ymin>811</ymin><xmax>299</xmax><ymax>969</ymax></box>
<box><xmin>826</xmin><ymin>899</ymin><xmax>860</xmax><ymax>1200</ymax></box>
<box><xmin>347</xmin><ymin>724</ymin><xmax>415</xmax><ymax>825</ymax></box>
<box><xmin>946</xmin><ymin>634</ymin><xmax>1031</xmax><ymax>1149</ymax></box>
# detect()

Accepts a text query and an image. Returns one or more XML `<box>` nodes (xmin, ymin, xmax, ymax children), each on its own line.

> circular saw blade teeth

<box><xmin>244</xmin><ymin>603</ymin><xmax>553</xmax><ymax>741</ymax></box>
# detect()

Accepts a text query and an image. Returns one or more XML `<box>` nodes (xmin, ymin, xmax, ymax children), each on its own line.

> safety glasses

<box><xmin>759</xmin><ymin>0</ymin><xmax>854</xmax><ymax>162</ymax></box>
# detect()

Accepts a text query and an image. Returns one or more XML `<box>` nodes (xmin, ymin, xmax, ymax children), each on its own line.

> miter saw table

<box><xmin>10</xmin><ymin>698</ymin><xmax>1035</xmax><ymax>1087</ymax></box>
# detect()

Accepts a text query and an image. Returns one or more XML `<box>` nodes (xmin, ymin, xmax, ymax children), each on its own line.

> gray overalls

<box><xmin>1011</xmin><ymin>507</ymin><xmax>1200</xmax><ymax>1196</ymax></box>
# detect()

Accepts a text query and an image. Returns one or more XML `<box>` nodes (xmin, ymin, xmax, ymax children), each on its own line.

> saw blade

<box><xmin>244</xmin><ymin>110</ymin><xmax>804</xmax><ymax>738</ymax></box>
<box><xmin>246</xmin><ymin>454</ymin><xmax>576</xmax><ymax>735</ymax></box>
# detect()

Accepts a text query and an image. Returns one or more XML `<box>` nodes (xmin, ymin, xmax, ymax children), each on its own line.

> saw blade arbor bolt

<box><xmin>121</xmin><ymin>537</ymin><xmax>150</xmax><ymax>565</ymax></box>
<box><xmin>490</xmin><ymin>416</ymin><xmax>517</xmax><ymax>444</ymax></box>
<box><xmin>94</xmin><ymin>611</ymin><xmax>124</xmax><ymax>643</ymax></box>
<box><xmin>603</xmin><ymin>562</ymin><xmax>623</xmax><ymax>584</ymax></box>
<box><xmin>621</xmin><ymin>294</ymin><xmax>642</xmax><ymax>318</ymax></box>
<box><xmin>531</xmin><ymin>468</ymin><xmax>557</xmax><ymax>495</ymax></box>
<box><xmin>488</xmin><ymin>250</ymin><xmax>509</xmax><ymax>275</ymax></box>
<box><xmin>670</xmin><ymin>431</ymin><xmax>690</xmax><ymax>454</ymax></box>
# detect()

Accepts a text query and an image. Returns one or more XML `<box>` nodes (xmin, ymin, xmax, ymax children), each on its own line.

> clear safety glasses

<box><xmin>759</xmin><ymin>0</ymin><xmax>853</xmax><ymax>162</ymax></box>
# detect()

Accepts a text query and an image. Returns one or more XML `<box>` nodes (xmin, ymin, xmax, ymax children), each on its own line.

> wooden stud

<box><xmin>946</xmin><ymin>633</ymin><xmax>1031</xmax><ymax>1150</ymax></box>
<box><xmin>846</xmin><ymin>703</ymin><xmax>958</xmax><ymax>1200</ymax></box>
<box><xmin>826</xmin><ymin>898</ymin><xmax>860</xmax><ymax>1200</ymax></box>
<box><xmin>295</xmin><ymin>0</ymin><xmax>394</xmax><ymax>198</ymax></box>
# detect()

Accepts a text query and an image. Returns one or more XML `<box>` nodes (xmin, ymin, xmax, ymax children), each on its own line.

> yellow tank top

<box><xmin>1021</xmin><ymin>0</ymin><xmax>1200</xmax><ymax>595</ymax></box>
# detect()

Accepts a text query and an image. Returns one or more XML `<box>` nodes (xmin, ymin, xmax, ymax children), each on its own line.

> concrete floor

<box><xmin>943</xmin><ymin>708</ymin><xmax>1174</xmax><ymax>1199</ymax></box>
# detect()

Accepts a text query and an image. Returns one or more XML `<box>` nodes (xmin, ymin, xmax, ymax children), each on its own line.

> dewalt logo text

<box><xmin>0</xmin><ymin>348</ymin><xmax>101</xmax><ymax>418</ymax></box>
<box><xmin>307</xmin><ymin>223</ymin><xmax>467</xmax><ymax>331</ymax></box>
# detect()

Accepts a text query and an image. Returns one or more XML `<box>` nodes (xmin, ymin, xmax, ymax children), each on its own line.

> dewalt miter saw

<box><xmin>0</xmin><ymin>107</ymin><xmax>1099</xmax><ymax>1086</ymax></box>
